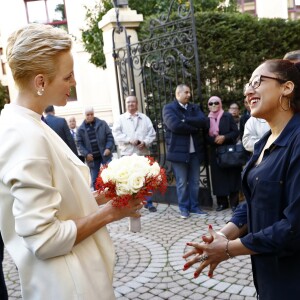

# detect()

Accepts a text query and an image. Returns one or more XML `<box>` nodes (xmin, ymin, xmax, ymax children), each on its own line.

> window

<box><xmin>24</xmin><ymin>0</ymin><xmax>67</xmax><ymax>31</ymax></box>
<box><xmin>24</xmin><ymin>0</ymin><xmax>78</xmax><ymax>101</ymax></box>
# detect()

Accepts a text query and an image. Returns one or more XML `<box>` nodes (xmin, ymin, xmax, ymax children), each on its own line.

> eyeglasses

<box><xmin>244</xmin><ymin>74</ymin><xmax>286</xmax><ymax>95</ymax></box>
<box><xmin>208</xmin><ymin>102</ymin><xmax>220</xmax><ymax>106</ymax></box>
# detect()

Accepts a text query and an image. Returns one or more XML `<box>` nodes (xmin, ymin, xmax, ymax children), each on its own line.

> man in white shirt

<box><xmin>112</xmin><ymin>95</ymin><xmax>157</xmax><ymax>212</ymax></box>
<box><xmin>242</xmin><ymin>117</ymin><xmax>270</xmax><ymax>152</ymax></box>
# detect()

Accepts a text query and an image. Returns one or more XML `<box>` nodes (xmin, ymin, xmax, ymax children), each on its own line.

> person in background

<box><xmin>77</xmin><ymin>106</ymin><xmax>115</xmax><ymax>190</ymax></box>
<box><xmin>283</xmin><ymin>49</ymin><xmax>300</xmax><ymax>62</ymax></box>
<box><xmin>206</xmin><ymin>96</ymin><xmax>241</xmax><ymax>212</ymax></box>
<box><xmin>68</xmin><ymin>116</ymin><xmax>85</xmax><ymax>162</ymax></box>
<box><xmin>239</xmin><ymin>97</ymin><xmax>251</xmax><ymax>139</ymax></box>
<box><xmin>44</xmin><ymin>105</ymin><xmax>78</xmax><ymax>156</ymax></box>
<box><xmin>0</xmin><ymin>23</ymin><xmax>143</xmax><ymax>300</ymax></box>
<box><xmin>112</xmin><ymin>95</ymin><xmax>157</xmax><ymax>212</ymax></box>
<box><xmin>163</xmin><ymin>84</ymin><xmax>208</xmax><ymax>219</ymax></box>
<box><xmin>0</xmin><ymin>233</ymin><xmax>8</xmax><ymax>300</ymax></box>
<box><xmin>242</xmin><ymin>116</ymin><xmax>270</xmax><ymax>153</ymax></box>
<box><xmin>184</xmin><ymin>59</ymin><xmax>300</xmax><ymax>300</ymax></box>
<box><xmin>228</xmin><ymin>102</ymin><xmax>240</xmax><ymax>130</ymax></box>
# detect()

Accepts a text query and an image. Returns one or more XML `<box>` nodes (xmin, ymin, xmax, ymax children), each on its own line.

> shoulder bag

<box><xmin>216</xmin><ymin>144</ymin><xmax>249</xmax><ymax>168</ymax></box>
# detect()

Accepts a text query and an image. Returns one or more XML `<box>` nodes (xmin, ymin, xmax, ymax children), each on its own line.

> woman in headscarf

<box><xmin>207</xmin><ymin>96</ymin><xmax>241</xmax><ymax>212</ymax></box>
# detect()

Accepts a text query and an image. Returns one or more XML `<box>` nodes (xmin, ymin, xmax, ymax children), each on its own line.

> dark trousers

<box><xmin>89</xmin><ymin>157</ymin><xmax>102</xmax><ymax>190</ymax></box>
<box><xmin>0</xmin><ymin>233</ymin><xmax>8</xmax><ymax>300</ymax></box>
<box><xmin>217</xmin><ymin>191</ymin><xmax>239</xmax><ymax>208</ymax></box>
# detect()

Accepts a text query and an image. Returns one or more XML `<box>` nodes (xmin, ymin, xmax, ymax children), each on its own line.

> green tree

<box><xmin>81</xmin><ymin>0</ymin><xmax>237</xmax><ymax>68</ymax></box>
<box><xmin>0</xmin><ymin>82</ymin><xmax>9</xmax><ymax>112</ymax></box>
<box><xmin>81</xmin><ymin>0</ymin><xmax>300</xmax><ymax>107</ymax></box>
<box><xmin>195</xmin><ymin>12</ymin><xmax>300</xmax><ymax>107</ymax></box>
<box><xmin>194</xmin><ymin>0</ymin><xmax>237</xmax><ymax>12</ymax></box>
<box><xmin>81</xmin><ymin>0</ymin><xmax>113</xmax><ymax>68</ymax></box>
<box><xmin>55</xmin><ymin>3</ymin><xmax>66</xmax><ymax>20</ymax></box>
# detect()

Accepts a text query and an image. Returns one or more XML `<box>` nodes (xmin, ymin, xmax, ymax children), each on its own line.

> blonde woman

<box><xmin>0</xmin><ymin>24</ymin><xmax>142</xmax><ymax>300</ymax></box>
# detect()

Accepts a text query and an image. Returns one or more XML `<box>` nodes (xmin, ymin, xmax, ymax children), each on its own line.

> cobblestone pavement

<box><xmin>3</xmin><ymin>203</ymin><xmax>257</xmax><ymax>299</ymax></box>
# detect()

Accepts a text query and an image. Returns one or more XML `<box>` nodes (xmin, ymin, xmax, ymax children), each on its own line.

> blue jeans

<box><xmin>145</xmin><ymin>196</ymin><xmax>153</xmax><ymax>207</ymax></box>
<box><xmin>89</xmin><ymin>157</ymin><xmax>103</xmax><ymax>190</ymax></box>
<box><xmin>171</xmin><ymin>153</ymin><xmax>201</xmax><ymax>212</ymax></box>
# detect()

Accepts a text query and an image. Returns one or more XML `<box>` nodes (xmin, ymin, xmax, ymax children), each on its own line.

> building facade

<box><xmin>237</xmin><ymin>0</ymin><xmax>300</xmax><ymax>19</ymax></box>
<box><xmin>1</xmin><ymin>0</ymin><xmax>299</xmax><ymax>123</ymax></box>
<box><xmin>0</xmin><ymin>0</ymin><xmax>115</xmax><ymax>125</ymax></box>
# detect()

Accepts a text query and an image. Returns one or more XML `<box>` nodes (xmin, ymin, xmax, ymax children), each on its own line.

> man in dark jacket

<box><xmin>77</xmin><ymin>106</ymin><xmax>115</xmax><ymax>189</ymax></box>
<box><xmin>163</xmin><ymin>84</ymin><xmax>208</xmax><ymax>219</ymax></box>
<box><xmin>44</xmin><ymin>105</ymin><xmax>78</xmax><ymax>156</ymax></box>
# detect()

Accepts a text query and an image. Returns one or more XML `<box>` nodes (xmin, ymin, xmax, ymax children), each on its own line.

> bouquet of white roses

<box><xmin>95</xmin><ymin>154</ymin><xmax>167</xmax><ymax>207</ymax></box>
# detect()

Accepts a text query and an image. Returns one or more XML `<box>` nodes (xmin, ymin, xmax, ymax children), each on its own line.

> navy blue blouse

<box><xmin>230</xmin><ymin>114</ymin><xmax>300</xmax><ymax>300</ymax></box>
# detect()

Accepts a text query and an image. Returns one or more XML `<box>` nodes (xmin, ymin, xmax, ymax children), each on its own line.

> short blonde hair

<box><xmin>6</xmin><ymin>23</ymin><xmax>72</xmax><ymax>89</ymax></box>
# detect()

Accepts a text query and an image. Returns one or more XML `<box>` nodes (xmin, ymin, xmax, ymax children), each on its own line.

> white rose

<box><xmin>114</xmin><ymin>167</ymin><xmax>130</xmax><ymax>183</ymax></box>
<box><xmin>100</xmin><ymin>168</ymin><xmax>110</xmax><ymax>183</ymax></box>
<box><xmin>116</xmin><ymin>183</ymin><xmax>131</xmax><ymax>196</ymax></box>
<box><xmin>130</xmin><ymin>157</ymin><xmax>151</xmax><ymax>175</ymax></box>
<box><xmin>148</xmin><ymin>162</ymin><xmax>160</xmax><ymax>177</ymax></box>
<box><xmin>127</xmin><ymin>171</ymin><xmax>145</xmax><ymax>194</ymax></box>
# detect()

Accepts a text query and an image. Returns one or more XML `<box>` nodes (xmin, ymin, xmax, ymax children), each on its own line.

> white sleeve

<box><xmin>242</xmin><ymin>118</ymin><xmax>260</xmax><ymax>152</ymax></box>
<box><xmin>143</xmin><ymin>116</ymin><xmax>156</xmax><ymax>146</ymax></box>
<box><xmin>112</xmin><ymin>116</ymin><xmax>130</xmax><ymax>145</ymax></box>
<box><xmin>3</xmin><ymin>158</ymin><xmax>77</xmax><ymax>260</ymax></box>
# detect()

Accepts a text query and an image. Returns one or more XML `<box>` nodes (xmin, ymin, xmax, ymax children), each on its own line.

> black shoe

<box><xmin>148</xmin><ymin>206</ymin><xmax>157</xmax><ymax>212</ymax></box>
<box><xmin>216</xmin><ymin>205</ymin><xmax>228</xmax><ymax>212</ymax></box>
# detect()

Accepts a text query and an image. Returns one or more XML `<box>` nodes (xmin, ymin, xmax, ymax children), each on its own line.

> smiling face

<box><xmin>244</xmin><ymin>63</ymin><xmax>286</xmax><ymax>120</ymax></box>
<box><xmin>44</xmin><ymin>51</ymin><xmax>76</xmax><ymax>107</ymax></box>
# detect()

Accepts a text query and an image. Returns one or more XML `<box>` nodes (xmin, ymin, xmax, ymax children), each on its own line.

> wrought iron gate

<box><xmin>112</xmin><ymin>0</ymin><xmax>212</xmax><ymax>207</ymax></box>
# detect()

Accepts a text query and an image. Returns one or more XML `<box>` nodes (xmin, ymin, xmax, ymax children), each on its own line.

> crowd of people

<box><xmin>1</xmin><ymin>23</ymin><xmax>300</xmax><ymax>300</ymax></box>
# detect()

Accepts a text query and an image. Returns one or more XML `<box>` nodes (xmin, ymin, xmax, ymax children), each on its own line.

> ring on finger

<box><xmin>197</xmin><ymin>254</ymin><xmax>208</xmax><ymax>263</ymax></box>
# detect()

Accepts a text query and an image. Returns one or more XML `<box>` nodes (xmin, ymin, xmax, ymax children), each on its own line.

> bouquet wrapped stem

<box><xmin>129</xmin><ymin>216</ymin><xmax>141</xmax><ymax>232</ymax></box>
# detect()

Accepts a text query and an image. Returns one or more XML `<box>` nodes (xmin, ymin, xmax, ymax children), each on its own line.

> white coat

<box><xmin>0</xmin><ymin>104</ymin><xmax>115</xmax><ymax>300</ymax></box>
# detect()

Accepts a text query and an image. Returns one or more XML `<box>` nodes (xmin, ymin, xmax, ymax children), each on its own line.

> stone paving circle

<box><xmin>3</xmin><ymin>203</ymin><xmax>257</xmax><ymax>299</ymax></box>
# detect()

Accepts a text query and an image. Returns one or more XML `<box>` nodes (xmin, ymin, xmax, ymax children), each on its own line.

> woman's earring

<box><xmin>279</xmin><ymin>94</ymin><xmax>290</xmax><ymax>112</ymax></box>
<box><xmin>37</xmin><ymin>88</ymin><xmax>44</xmax><ymax>96</ymax></box>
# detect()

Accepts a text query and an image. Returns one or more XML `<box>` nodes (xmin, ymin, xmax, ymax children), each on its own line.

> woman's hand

<box><xmin>102</xmin><ymin>198</ymin><xmax>144</xmax><ymax>222</ymax></box>
<box><xmin>214</xmin><ymin>135</ymin><xmax>225</xmax><ymax>144</ymax></box>
<box><xmin>93</xmin><ymin>191</ymin><xmax>109</xmax><ymax>205</ymax></box>
<box><xmin>73</xmin><ymin>197</ymin><xmax>144</xmax><ymax>245</ymax></box>
<box><xmin>183</xmin><ymin>225</ymin><xmax>229</xmax><ymax>278</ymax></box>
